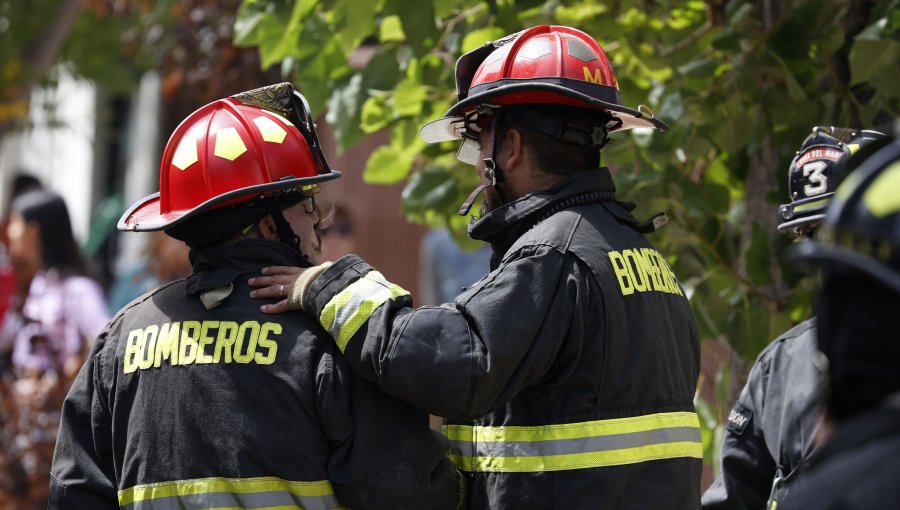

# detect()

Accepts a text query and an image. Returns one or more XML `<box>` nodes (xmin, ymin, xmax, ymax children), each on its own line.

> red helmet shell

<box><xmin>469</xmin><ymin>25</ymin><xmax>618</xmax><ymax>101</ymax></box>
<box><xmin>421</xmin><ymin>25</ymin><xmax>666</xmax><ymax>144</ymax></box>
<box><xmin>119</xmin><ymin>94</ymin><xmax>339</xmax><ymax>231</ymax></box>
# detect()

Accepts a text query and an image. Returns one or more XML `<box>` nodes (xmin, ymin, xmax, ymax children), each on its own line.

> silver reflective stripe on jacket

<box><xmin>118</xmin><ymin>476</ymin><xmax>344</xmax><ymax>510</ymax></box>
<box><xmin>444</xmin><ymin>411</ymin><xmax>702</xmax><ymax>473</ymax></box>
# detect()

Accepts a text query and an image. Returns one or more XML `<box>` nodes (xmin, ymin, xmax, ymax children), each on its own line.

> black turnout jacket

<box><xmin>49</xmin><ymin>239</ymin><xmax>458</xmax><ymax>510</ymax></box>
<box><xmin>302</xmin><ymin>170</ymin><xmax>703</xmax><ymax>509</ymax></box>
<box><xmin>703</xmin><ymin>319</ymin><xmax>825</xmax><ymax>510</ymax></box>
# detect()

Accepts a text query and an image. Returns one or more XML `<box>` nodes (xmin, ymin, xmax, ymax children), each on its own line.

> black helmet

<box><xmin>791</xmin><ymin>135</ymin><xmax>900</xmax><ymax>291</ymax></box>
<box><xmin>791</xmin><ymin>134</ymin><xmax>900</xmax><ymax>419</ymax></box>
<box><xmin>777</xmin><ymin>127</ymin><xmax>887</xmax><ymax>236</ymax></box>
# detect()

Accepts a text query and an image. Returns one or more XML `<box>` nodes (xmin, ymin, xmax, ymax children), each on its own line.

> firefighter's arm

<box><xmin>701</xmin><ymin>355</ymin><xmax>777</xmax><ymax>510</ymax></box>
<box><xmin>319</xmin><ymin>348</ymin><xmax>460</xmax><ymax>510</ymax></box>
<box><xmin>302</xmin><ymin>251</ymin><xmax>577</xmax><ymax>419</ymax></box>
<box><xmin>49</xmin><ymin>335</ymin><xmax>118</xmax><ymax>510</ymax></box>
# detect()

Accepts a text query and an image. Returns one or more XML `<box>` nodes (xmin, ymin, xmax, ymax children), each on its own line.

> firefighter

<box><xmin>250</xmin><ymin>27</ymin><xmax>703</xmax><ymax>508</ymax></box>
<box><xmin>780</xmin><ymin>130</ymin><xmax>900</xmax><ymax>509</ymax></box>
<box><xmin>702</xmin><ymin>127</ymin><xmax>888</xmax><ymax>510</ymax></box>
<box><xmin>49</xmin><ymin>83</ymin><xmax>459</xmax><ymax>510</ymax></box>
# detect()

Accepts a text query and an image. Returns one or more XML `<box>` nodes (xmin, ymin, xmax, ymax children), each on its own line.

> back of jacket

<box><xmin>449</xmin><ymin>173</ymin><xmax>702</xmax><ymax>508</ymax></box>
<box><xmin>50</xmin><ymin>240</ymin><xmax>458</xmax><ymax>510</ymax></box>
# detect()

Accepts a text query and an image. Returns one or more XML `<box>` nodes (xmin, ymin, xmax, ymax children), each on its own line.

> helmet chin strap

<box><xmin>458</xmin><ymin>113</ymin><xmax>508</xmax><ymax>216</ymax></box>
<box><xmin>261</xmin><ymin>197</ymin><xmax>308</xmax><ymax>261</ymax></box>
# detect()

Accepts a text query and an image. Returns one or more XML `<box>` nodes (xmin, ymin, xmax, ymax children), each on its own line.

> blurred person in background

<box><xmin>418</xmin><ymin>228</ymin><xmax>491</xmax><ymax>306</ymax></box>
<box><xmin>702</xmin><ymin>127</ymin><xmax>888</xmax><ymax>510</ymax></box>
<box><xmin>106</xmin><ymin>231</ymin><xmax>191</xmax><ymax>313</ymax></box>
<box><xmin>0</xmin><ymin>172</ymin><xmax>43</xmax><ymax>510</ymax></box>
<box><xmin>0</xmin><ymin>190</ymin><xmax>109</xmax><ymax>509</ymax></box>
<box><xmin>0</xmin><ymin>173</ymin><xmax>44</xmax><ymax>331</ymax></box>
<box><xmin>316</xmin><ymin>202</ymin><xmax>356</xmax><ymax>263</ymax></box>
<box><xmin>781</xmin><ymin>130</ymin><xmax>900</xmax><ymax>510</ymax></box>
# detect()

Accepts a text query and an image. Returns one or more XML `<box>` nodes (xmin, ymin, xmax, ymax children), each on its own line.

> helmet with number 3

<box><xmin>778</xmin><ymin>127</ymin><xmax>886</xmax><ymax>236</ymax></box>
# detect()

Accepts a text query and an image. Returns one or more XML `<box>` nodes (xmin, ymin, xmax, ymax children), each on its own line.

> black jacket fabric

<box><xmin>303</xmin><ymin>170</ymin><xmax>702</xmax><ymax>509</ymax></box>
<box><xmin>702</xmin><ymin>319</ymin><xmax>826</xmax><ymax>510</ymax></box>
<box><xmin>779</xmin><ymin>396</ymin><xmax>900</xmax><ymax>510</ymax></box>
<box><xmin>49</xmin><ymin>239</ymin><xmax>458</xmax><ymax>510</ymax></box>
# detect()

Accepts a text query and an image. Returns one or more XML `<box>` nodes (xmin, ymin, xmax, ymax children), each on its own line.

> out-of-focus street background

<box><xmin>0</xmin><ymin>0</ymin><xmax>897</xmax><ymax>507</ymax></box>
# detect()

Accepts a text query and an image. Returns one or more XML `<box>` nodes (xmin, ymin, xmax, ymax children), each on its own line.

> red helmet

<box><xmin>118</xmin><ymin>83</ymin><xmax>340</xmax><ymax>232</ymax></box>
<box><xmin>421</xmin><ymin>25</ymin><xmax>667</xmax><ymax>144</ymax></box>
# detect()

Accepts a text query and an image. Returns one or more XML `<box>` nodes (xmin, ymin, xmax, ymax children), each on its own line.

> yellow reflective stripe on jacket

<box><xmin>117</xmin><ymin>476</ymin><xmax>344</xmax><ymax>510</ymax></box>
<box><xmin>443</xmin><ymin>411</ymin><xmax>702</xmax><ymax>473</ymax></box>
<box><xmin>319</xmin><ymin>270</ymin><xmax>409</xmax><ymax>352</ymax></box>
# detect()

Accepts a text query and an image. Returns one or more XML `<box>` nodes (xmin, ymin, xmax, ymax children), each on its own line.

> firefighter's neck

<box><xmin>494</xmin><ymin>128</ymin><xmax>563</xmax><ymax>201</ymax></box>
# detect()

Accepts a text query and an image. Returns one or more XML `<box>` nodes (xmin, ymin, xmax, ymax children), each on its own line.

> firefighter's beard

<box><xmin>480</xmin><ymin>185</ymin><xmax>504</xmax><ymax>216</ymax></box>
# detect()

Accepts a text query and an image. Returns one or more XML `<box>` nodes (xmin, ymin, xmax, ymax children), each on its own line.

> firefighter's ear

<box><xmin>502</xmin><ymin>128</ymin><xmax>524</xmax><ymax>173</ymax></box>
<box><xmin>257</xmin><ymin>216</ymin><xmax>278</xmax><ymax>240</ymax></box>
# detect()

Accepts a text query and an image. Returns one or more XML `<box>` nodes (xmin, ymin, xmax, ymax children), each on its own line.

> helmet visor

<box><xmin>456</xmin><ymin>138</ymin><xmax>482</xmax><ymax>165</ymax></box>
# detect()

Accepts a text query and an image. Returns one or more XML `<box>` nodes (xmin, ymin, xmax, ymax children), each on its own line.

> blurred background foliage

<box><xmin>1</xmin><ymin>0</ymin><xmax>897</xmax><ymax>473</ymax></box>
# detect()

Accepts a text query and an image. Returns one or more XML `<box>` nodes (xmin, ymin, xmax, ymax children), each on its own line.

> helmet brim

<box><xmin>424</xmin><ymin>81</ymin><xmax>669</xmax><ymax>141</ymax></box>
<box><xmin>790</xmin><ymin>240</ymin><xmax>900</xmax><ymax>295</ymax></box>
<box><xmin>777</xmin><ymin>213</ymin><xmax>826</xmax><ymax>235</ymax></box>
<box><xmin>118</xmin><ymin>171</ymin><xmax>341</xmax><ymax>232</ymax></box>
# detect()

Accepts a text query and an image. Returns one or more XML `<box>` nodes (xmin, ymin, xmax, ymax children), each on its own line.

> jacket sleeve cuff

<box><xmin>304</xmin><ymin>254</ymin><xmax>374</xmax><ymax>314</ymax></box>
<box><xmin>288</xmin><ymin>261</ymin><xmax>333</xmax><ymax>310</ymax></box>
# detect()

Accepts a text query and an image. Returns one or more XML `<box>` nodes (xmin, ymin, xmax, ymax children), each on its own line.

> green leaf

<box><xmin>387</xmin><ymin>0</ymin><xmax>437</xmax><ymax>56</ymax></box>
<box><xmin>332</xmin><ymin>0</ymin><xmax>380</xmax><ymax>54</ymax></box>
<box><xmin>255</xmin><ymin>0</ymin><xmax>318</xmax><ymax>68</ymax></box>
<box><xmin>360</xmin><ymin>96</ymin><xmax>393</xmax><ymax>133</ymax></box>
<box><xmin>461</xmin><ymin>27</ymin><xmax>506</xmax><ymax>53</ymax></box>
<box><xmin>402</xmin><ymin>164</ymin><xmax>460</xmax><ymax>213</ymax></box>
<box><xmin>392</xmin><ymin>79</ymin><xmax>428</xmax><ymax>117</ymax></box>
<box><xmin>363</xmin><ymin>48</ymin><xmax>401</xmax><ymax>91</ymax></box>
<box><xmin>364</xmin><ymin>144</ymin><xmax>413</xmax><ymax>183</ymax></box>
<box><xmin>380</xmin><ymin>15</ymin><xmax>406</xmax><ymax>43</ymax></box>
<box><xmin>849</xmin><ymin>38</ymin><xmax>900</xmax><ymax>92</ymax></box>
<box><xmin>433</xmin><ymin>0</ymin><xmax>459</xmax><ymax>18</ymax></box>
<box><xmin>555</xmin><ymin>3</ymin><xmax>608</xmax><ymax>26</ymax></box>
<box><xmin>234</xmin><ymin>3</ymin><xmax>266</xmax><ymax>45</ymax></box>
<box><xmin>325</xmin><ymin>74</ymin><xmax>366</xmax><ymax>151</ymax></box>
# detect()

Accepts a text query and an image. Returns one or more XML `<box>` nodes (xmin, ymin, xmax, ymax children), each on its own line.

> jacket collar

<box><xmin>468</xmin><ymin>169</ymin><xmax>617</xmax><ymax>247</ymax></box>
<box><xmin>185</xmin><ymin>239</ymin><xmax>311</xmax><ymax>295</ymax></box>
<box><xmin>810</xmin><ymin>391</ymin><xmax>900</xmax><ymax>468</ymax></box>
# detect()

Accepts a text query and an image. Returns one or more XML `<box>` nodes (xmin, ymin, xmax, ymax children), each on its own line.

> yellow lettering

<box><xmin>608</xmin><ymin>251</ymin><xmax>635</xmax><ymax>295</ymax></box>
<box><xmin>255</xmin><ymin>322</ymin><xmax>280</xmax><ymax>365</ymax></box>
<box><xmin>196</xmin><ymin>321</ymin><xmax>217</xmax><ymax>364</ymax></box>
<box><xmin>214</xmin><ymin>322</ymin><xmax>238</xmax><ymax>363</ymax></box>
<box><xmin>179</xmin><ymin>321</ymin><xmax>200</xmax><ymax>365</ymax></box>
<box><xmin>126</xmin><ymin>320</ymin><xmax>281</xmax><ymax>372</ymax></box>
<box><xmin>234</xmin><ymin>321</ymin><xmax>260</xmax><ymax>364</ymax></box>
<box><xmin>583</xmin><ymin>66</ymin><xmax>603</xmax><ymax>84</ymax></box>
<box><xmin>623</xmin><ymin>249</ymin><xmax>648</xmax><ymax>293</ymax></box>
<box><xmin>641</xmin><ymin>248</ymin><xmax>663</xmax><ymax>292</ymax></box>
<box><xmin>124</xmin><ymin>329</ymin><xmax>143</xmax><ymax>374</ymax></box>
<box><xmin>139</xmin><ymin>325</ymin><xmax>158</xmax><ymax>370</ymax></box>
<box><xmin>154</xmin><ymin>322</ymin><xmax>180</xmax><ymax>368</ymax></box>
<box><xmin>661</xmin><ymin>257</ymin><xmax>684</xmax><ymax>296</ymax></box>
<box><xmin>645</xmin><ymin>251</ymin><xmax>668</xmax><ymax>293</ymax></box>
